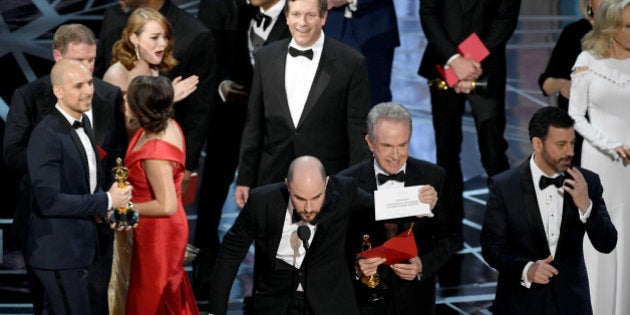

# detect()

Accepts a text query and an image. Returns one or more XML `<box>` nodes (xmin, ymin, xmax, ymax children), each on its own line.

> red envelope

<box><xmin>435</xmin><ymin>32</ymin><xmax>490</xmax><ymax>87</ymax></box>
<box><xmin>358</xmin><ymin>229</ymin><xmax>418</xmax><ymax>265</ymax></box>
<box><xmin>182</xmin><ymin>172</ymin><xmax>198</xmax><ymax>206</ymax></box>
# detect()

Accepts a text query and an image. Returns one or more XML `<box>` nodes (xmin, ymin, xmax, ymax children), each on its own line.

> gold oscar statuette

<box><xmin>427</xmin><ymin>76</ymin><xmax>489</xmax><ymax>94</ymax></box>
<box><xmin>359</xmin><ymin>234</ymin><xmax>386</xmax><ymax>303</ymax></box>
<box><xmin>112</xmin><ymin>157</ymin><xmax>136</xmax><ymax>226</ymax></box>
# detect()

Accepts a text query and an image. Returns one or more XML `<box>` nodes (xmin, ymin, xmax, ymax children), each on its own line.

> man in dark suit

<box><xmin>324</xmin><ymin>0</ymin><xmax>399</xmax><ymax>105</ymax></box>
<box><xmin>3</xmin><ymin>24</ymin><xmax>126</xmax><ymax>315</ymax></box>
<box><xmin>339</xmin><ymin>102</ymin><xmax>460</xmax><ymax>315</ymax></box>
<box><xmin>480</xmin><ymin>107</ymin><xmax>617</xmax><ymax>315</ymax></box>
<box><xmin>209</xmin><ymin>156</ymin><xmax>374</xmax><ymax>314</ymax></box>
<box><xmin>234</xmin><ymin>0</ymin><xmax>371</xmax><ymax>208</ymax></box>
<box><xmin>96</xmin><ymin>0</ymin><xmax>216</xmax><ymax>181</ymax></box>
<box><xmin>26</xmin><ymin>59</ymin><xmax>132</xmax><ymax>314</ymax></box>
<box><xmin>193</xmin><ymin>0</ymin><xmax>291</xmax><ymax>297</ymax></box>
<box><xmin>418</xmin><ymin>0</ymin><xmax>521</xmax><ymax>285</ymax></box>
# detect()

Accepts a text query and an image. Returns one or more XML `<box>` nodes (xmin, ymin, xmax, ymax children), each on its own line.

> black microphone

<box><xmin>297</xmin><ymin>225</ymin><xmax>311</xmax><ymax>251</ymax></box>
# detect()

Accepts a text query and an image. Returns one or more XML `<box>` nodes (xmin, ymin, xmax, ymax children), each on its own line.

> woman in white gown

<box><xmin>569</xmin><ymin>1</ymin><xmax>630</xmax><ymax>314</ymax></box>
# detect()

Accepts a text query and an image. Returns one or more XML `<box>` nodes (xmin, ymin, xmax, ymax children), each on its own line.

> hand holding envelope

<box><xmin>436</xmin><ymin>33</ymin><xmax>490</xmax><ymax>87</ymax></box>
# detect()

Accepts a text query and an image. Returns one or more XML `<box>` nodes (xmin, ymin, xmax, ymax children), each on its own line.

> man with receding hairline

<box><xmin>26</xmin><ymin>59</ymin><xmax>132</xmax><ymax>315</ymax></box>
<box><xmin>4</xmin><ymin>23</ymin><xmax>126</xmax><ymax>315</ymax></box>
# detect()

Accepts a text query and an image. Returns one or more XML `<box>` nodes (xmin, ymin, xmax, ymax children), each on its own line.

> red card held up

<box><xmin>435</xmin><ymin>32</ymin><xmax>489</xmax><ymax>87</ymax></box>
<box><xmin>458</xmin><ymin>33</ymin><xmax>489</xmax><ymax>62</ymax></box>
<box><xmin>358</xmin><ymin>230</ymin><xmax>418</xmax><ymax>265</ymax></box>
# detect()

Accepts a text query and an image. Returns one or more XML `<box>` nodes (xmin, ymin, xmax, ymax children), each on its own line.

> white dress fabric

<box><xmin>569</xmin><ymin>50</ymin><xmax>630</xmax><ymax>315</ymax></box>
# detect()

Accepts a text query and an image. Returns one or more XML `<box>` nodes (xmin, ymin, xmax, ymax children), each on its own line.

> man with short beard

<box><xmin>481</xmin><ymin>106</ymin><xmax>617</xmax><ymax>315</ymax></box>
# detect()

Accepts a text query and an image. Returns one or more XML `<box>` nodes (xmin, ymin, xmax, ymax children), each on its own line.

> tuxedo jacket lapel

<box><xmin>269</xmin><ymin>45</ymin><xmax>294</xmax><ymax>130</ymax></box>
<box><xmin>554</xmin><ymin>192</ymin><xmax>578</xmax><ymax>260</ymax></box>
<box><xmin>296</xmin><ymin>39</ymin><xmax>334</xmax><ymax>129</ymax></box>
<box><xmin>266</xmin><ymin>187</ymin><xmax>290</xmax><ymax>268</ymax></box>
<box><xmin>53</xmin><ymin>109</ymin><xmax>91</xmax><ymax>190</ymax></box>
<box><xmin>267</xmin><ymin>13</ymin><xmax>288</xmax><ymax>43</ymax></box>
<box><xmin>520</xmin><ymin>162</ymin><xmax>552</xmax><ymax>258</ymax></box>
<box><xmin>90</xmin><ymin>93</ymin><xmax>108</xmax><ymax>146</ymax></box>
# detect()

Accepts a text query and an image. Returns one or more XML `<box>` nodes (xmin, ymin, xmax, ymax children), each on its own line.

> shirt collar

<box><xmin>55</xmin><ymin>104</ymin><xmax>82</xmax><ymax>126</ymax></box>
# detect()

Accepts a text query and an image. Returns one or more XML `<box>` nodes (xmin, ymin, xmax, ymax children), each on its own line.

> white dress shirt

<box><xmin>285</xmin><ymin>34</ymin><xmax>324</xmax><ymax>127</ymax></box>
<box><xmin>374</xmin><ymin>160</ymin><xmax>406</xmax><ymax>191</ymax></box>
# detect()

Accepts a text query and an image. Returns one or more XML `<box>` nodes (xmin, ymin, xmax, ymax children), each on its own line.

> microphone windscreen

<box><xmin>297</xmin><ymin>225</ymin><xmax>311</xmax><ymax>251</ymax></box>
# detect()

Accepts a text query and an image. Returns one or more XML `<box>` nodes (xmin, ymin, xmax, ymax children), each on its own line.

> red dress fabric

<box><xmin>124</xmin><ymin>123</ymin><xmax>198</xmax><ymax>314</ymax></box>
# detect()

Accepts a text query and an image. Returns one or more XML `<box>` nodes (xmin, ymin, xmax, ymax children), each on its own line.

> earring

<box><xmin>134</xmin><ymin>44</ymin><xmax>140</xmax><ymax>59</ymax></box>
<box><xmin>587</xmin><ymin>5</ymin><xmax>593</xmax><ymax>17</ymax></box>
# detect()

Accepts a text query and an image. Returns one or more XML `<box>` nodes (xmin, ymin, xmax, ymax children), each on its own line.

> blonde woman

<box><xmin>570</xmin><ymin>0</ymin><xmax>630</xmax><ymax>313</ymax></box>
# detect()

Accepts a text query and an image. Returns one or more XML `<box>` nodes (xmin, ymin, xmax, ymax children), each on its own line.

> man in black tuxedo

<box><xmin>418</xmin><ymin>0</ymin><xmax>521</xmax><ymax>285</ymax></box>
<box><xmin>3</xmin><ymin>24</ymin><xmax>126</xmax><ymax>315</ymax></box>
<box><xmin>481</xmin><ymin>107</ymin><xmax>617</xmax><ymax>315</ymax></box>
<box><xmin>234</xmin><ymin>0</ymin><xmax>371</xmax><ymax>208</ymax></box>
<box><xmin>209</xmin><ymin>156</ymin><xmax>374</xmax><ymax>314</ymax></box>
<box><xmin>26</xmin><ymin>59</ymin><xmax>132</xmax><ymax>314</ymax></box>
<box><xmin>339</xmin><ymin>102</ymin><xmax>460</xmax><ymax>315</ymax></box>
<box><xmin>193</xmin><ymin>0</ymin><xmax>291</xmax><ymax>297</ymax></box>
<box><xmin>96</xmin><ymin>0</ymin><xmax>216</xmax><ymax>181</ymax></box>
<box><xmin>324</xmin><ymin>0</ymin><xmax>399</xmax><ymax>105</ymax></box>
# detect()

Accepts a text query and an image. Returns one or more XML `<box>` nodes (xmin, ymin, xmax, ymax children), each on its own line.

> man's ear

<box><xmin>532</xmin><ymin>137</ymin><xmax>543</xmax><ymax>154</ymax></box>
<box><xmin>52</xmin><ymin>50</ymin><xmax>63</xmax><ymax>62</ymax></box>
<box><xmin>365</xmin><ymin>134</ymin><xmax>375</xmax><ymax>153</ymax></box>
<box><xmin>52</xmin><ymin>84</ymin><xmax>63</xmax><ymax>100</ymax></box>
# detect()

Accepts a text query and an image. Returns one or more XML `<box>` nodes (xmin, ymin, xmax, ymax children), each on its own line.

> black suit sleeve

<box><xmin>27</xmin><ymin>125</ymin><xmax>109</xmax><ymax>219</ymax></box>
<box><xmin>346</xmin><ymin>56</ymin><xmax>372</xmax><ymax>166</ymax></box>
<box><xmin>207</xmin><ymin>191</ymin><xmax>257</xmax><ymax>314</ymax></box>
<box><xmin>4</xmin><ymin>87</ymin><xmax>34</xmax><ymax>173</ymax></box>
<box><xmin>583</xmin><ymin>172</ymin><xmax>617</xmax><ymax>253</ymax></box>
<box><xmin>236</xmin><ymin>51</ymin><xmax>265</xmax><ymax>187</ymax></box>
<box><xmin>418</xmin><ymin>169</ymin><xmax>461</xmax><ymax>277</ymax></box>
<box><xmin>170</xmin><ymin>31</ymin><xmax>217</xmax><ymax>171</ymax></box>
<box><xmin>419</xmin><ymin>0</ymin><xmax>459</xmax><ymax>65</ymax></box>
<box><xmin>479</xmin><ymin>0</ymin><xmax>521</xmax><ymax>53</ymax></box>
<box><xmin>480</xmin><ymin>178</ymin><xmax>530</xmax><ymax>282</ymax></box>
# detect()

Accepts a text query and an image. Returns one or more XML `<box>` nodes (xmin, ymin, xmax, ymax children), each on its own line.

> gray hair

<box><xmin>366</xmin><ymin>102</ymin><xmax>412</xmax><ymax>141</ymax></box>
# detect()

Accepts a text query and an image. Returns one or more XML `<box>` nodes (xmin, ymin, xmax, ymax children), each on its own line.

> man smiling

<box><xmin>234</xmin><ymin>0</ymin><xmax>371</xmax><ymax>208</ymax></box>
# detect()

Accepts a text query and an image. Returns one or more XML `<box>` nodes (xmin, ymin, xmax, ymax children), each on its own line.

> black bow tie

<box><xmin>539</xmin><ymin>175</ymin><xmax>565</xmax><ymax>190</ymax></box>
<box><xmin>377</xmin><ymin>171</ymin><xmax>405</xmax><ymax>186</ymax></box>
<box><xmin>72</xmin><ymin>120</ymin><xmax>84</xmax><ymax>129</ymax></box>
<box><xmin>288</xmin><ymin>46</ymin><xmax>314</xmax><ymax>60</ymax></box>
<box><xmin>253</xmin><ymin>11</ymin><xmax>272</xmax><ymax>30</ymax></box>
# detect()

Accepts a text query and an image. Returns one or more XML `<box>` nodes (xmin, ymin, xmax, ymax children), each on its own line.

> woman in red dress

<box><xmin>123</xmin><ymin>75</ymin><xmax>198</xmax><ymax>314</ymax></box>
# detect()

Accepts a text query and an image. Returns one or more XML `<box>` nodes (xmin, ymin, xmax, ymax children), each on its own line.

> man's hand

<box><xmin>235</xmin><ymin>185</ymin><xmax>251</xmax><ymax>208</ymax></box>
<box><xmin>418</xmin><ymin>185</ymin><xmax>438</xmax><ymax>210</ymax></box>
<box><xmin>564</xmin><ymin>167</ymin><xmax>591</xmax><ymax>213</ymax></box>
<box><xmin>327</xmin><ymin>0</ymin><xmax>348</xmax><ymax>9</ymax></box>
<box><xmin>356</xmin><ymin>257</ymin><xmax>387</xmax><ymax>277</ymax></box>
<box><xmin>181</xmin><ymin>169</ymin><xmax>193</xmax><ymax>193</ymax></box>
<box><xmin>391</xmin><ymin>256</ymin><xmax>423</xmax><ymax>281</ymax></box>
<box><xmin>172</xmin><ymin>75</ymin><xmax>199</xmax><ymax>103</ymax></box>
<box><xmin>220</xmin><ymin>80</ymin><xmax>248</xmax><ymax>105</ymax></box>
<box><xmin>449</xmin><ymin>56</ymin><xmax>482</xmax><ymax>81</ymax></box>
<box><xmin>108</xmin><ymin>183</ymin><xmax>132</xmax><ymax>209</ymax></box>
<box><xmin>454</xmin><ymin>80</ymin><xmax>474</xmax><ymax>94</ymax></box>
<box><xmin>614</xmin><ymin>144</ymin><xmax>630</xmax><ymax>164</ymax></box>
<box><xmin>526</xmin><ymin>255</ymin><xmax>558</xmax><ymax>284</ymax></box>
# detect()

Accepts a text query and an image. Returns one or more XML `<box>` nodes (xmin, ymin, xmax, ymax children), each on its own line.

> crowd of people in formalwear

<box><xmin>2</xmin><ymin>0</ymin><xmax>629</xmax><ymax>314</ymax></box>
